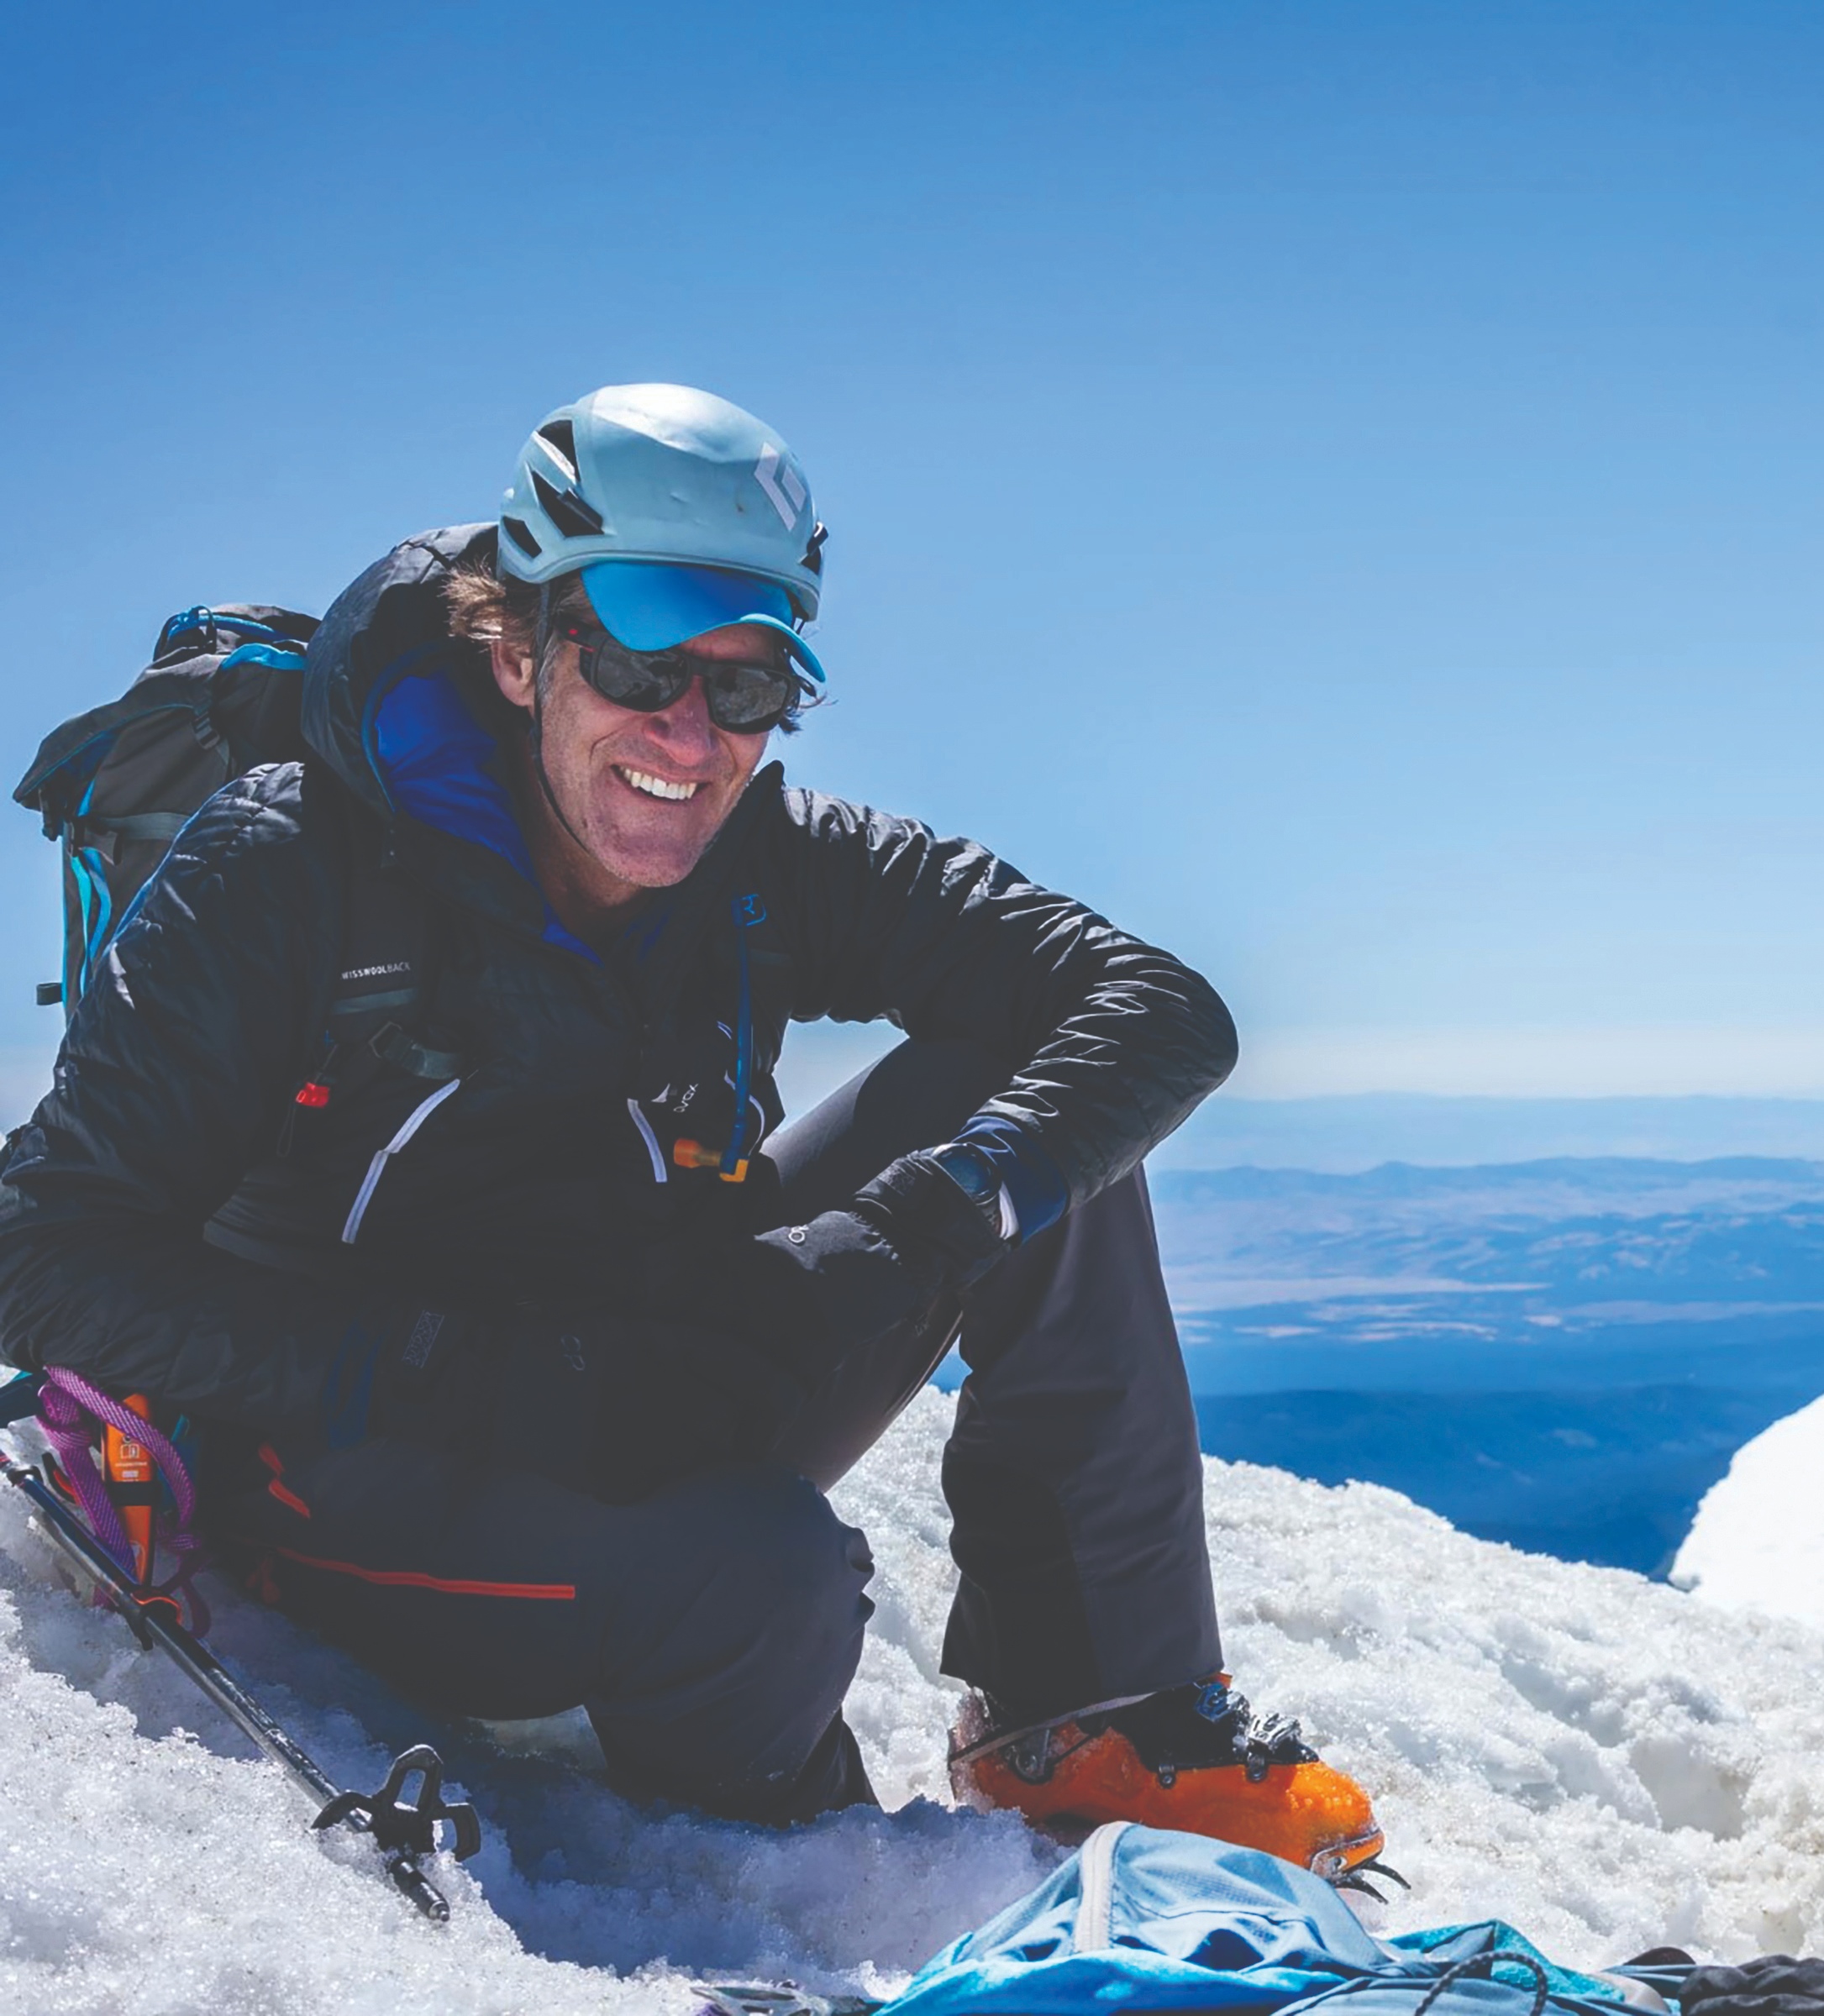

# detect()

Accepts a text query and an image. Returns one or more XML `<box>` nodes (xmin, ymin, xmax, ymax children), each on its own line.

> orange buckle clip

<box><xmin>672</xmin><ymin>1139</ymin><xmax>749</xmax><ymax>1183</ymax></box>
<box><xmin>294</xmin><ymin>1082</ymin><xmax>332</xmax><ymax>1110</ymax></box>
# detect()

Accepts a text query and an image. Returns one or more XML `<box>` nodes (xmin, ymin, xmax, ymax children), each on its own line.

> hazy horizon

<box><xmin>10</xmin><ymin>1018</ymin><xmax>1824</xmax><ymax>1171</ymax></box>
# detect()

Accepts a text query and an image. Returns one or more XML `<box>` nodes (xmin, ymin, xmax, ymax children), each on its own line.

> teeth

<box><xmin>618</xmin><ymin>767</ymin><xmax>702</xmax><ymax>802</ymax></box>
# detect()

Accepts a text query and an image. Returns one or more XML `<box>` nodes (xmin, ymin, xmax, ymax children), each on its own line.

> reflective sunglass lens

<box><xmin>579</xmin><ymin>646</ymin><xmax>690</xmax><ymax>713</ymax></box>
<box><xmin>703</xmin><ymin>664</ymin><xmax>794</xmax><ymax>730</ymax></box>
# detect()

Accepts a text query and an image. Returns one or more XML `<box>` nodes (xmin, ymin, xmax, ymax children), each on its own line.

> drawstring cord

<box><xmin>721</xmin><ymin>894</ymin><xmax>763</xmax><ymax>1177</ymax></box>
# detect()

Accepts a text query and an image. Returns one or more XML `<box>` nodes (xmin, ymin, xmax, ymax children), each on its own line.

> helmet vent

<box><xmin>534</xmin><ymin>417</ymin><xmax>579</xmax><ymax>480</ymax></box>
<box><xmin>502</xmin><ymin>516</ymin><xmax>542</xmax><ymax>560</ymax></box>
<box><xmin>532</xmin><ymin>470</ymin><xmax>605</xmax><ymax>538</ymax></box>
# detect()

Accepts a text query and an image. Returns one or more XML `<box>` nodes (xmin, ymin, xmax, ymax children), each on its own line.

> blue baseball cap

<box><xmin>581</xmin><ymin>560</ymin><xmax>826</xmax><ymax>685</ymax></box>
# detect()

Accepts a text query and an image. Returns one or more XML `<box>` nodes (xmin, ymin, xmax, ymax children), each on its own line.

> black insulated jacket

<box><xmin>0</xmin><ymin>526</ymin><xmax>1237</xmax><ymax>1430</ymax></box>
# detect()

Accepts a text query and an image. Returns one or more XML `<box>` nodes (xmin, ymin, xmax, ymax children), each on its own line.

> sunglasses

<box><xmin>560</xmin><ymin>625</ymin><xmax>812</xmax><ymax>735</ymax></box>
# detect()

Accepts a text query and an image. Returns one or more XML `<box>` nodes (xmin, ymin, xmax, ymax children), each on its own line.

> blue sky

<box><xmin>1</xmin><ymin>0</ymin><xmax>1818</xmax><ymax>1111</ymax></box>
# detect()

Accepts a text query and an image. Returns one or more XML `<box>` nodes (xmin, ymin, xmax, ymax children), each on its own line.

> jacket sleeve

<box><xmin>777</xmin><ymin>791</ymin><xmax>1238</xmax><ymax>1231</ymax></box>
<box><xmin>0</xmin><ymin>767</ymin><xmax>390</xmax><ymax>1426</ymax></box>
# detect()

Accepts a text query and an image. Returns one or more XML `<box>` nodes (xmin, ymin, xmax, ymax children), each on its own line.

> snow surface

<box><xmin>3</xmin><ymin>1385</ymin><xmax>1822</xmax><ymax>2014</ymax></box>
<box><xmin>1674</xmin><ymin>1394</ymin><xmax>1824</xmax><ymax>1630</ymax></box>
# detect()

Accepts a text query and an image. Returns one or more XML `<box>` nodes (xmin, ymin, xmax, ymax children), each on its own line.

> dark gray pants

<box><xmin>225</xmin><ymin>1041</ymin><xmax>1220</xmax><ymax>1820</ymax></box>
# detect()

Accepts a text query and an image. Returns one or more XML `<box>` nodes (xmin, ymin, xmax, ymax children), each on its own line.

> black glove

<box><xmin>857</xmin><ymin>1144</ymin><xmax>1011</xmax><ymax>1272</ymax></box>
<box><xmin>650</xmin><ymin>1146</ymin><xmax>1011</xmax><ymax>1396</ymax></box>
<box><xmin>1679</xmin><ymin>1958</ymin><xmax>1824</xmax><ymax>2016</ymax></box>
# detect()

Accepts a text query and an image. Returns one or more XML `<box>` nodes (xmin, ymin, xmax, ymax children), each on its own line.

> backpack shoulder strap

<box><xmin>327</xmin><ymin>841</ymin><xmax>462</xmax><ymax>1083</ymax></box>
<box><xmin>286</xmin><ymin>797</ymin><xmax>460</xmax><ymax>1129</ymax></box>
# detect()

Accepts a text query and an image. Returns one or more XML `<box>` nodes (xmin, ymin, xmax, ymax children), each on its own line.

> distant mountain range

<box><xmin>1151</xmin><ymin>1156</ymin><xmax>1824</xmax><ymax>1577</ymax></box>
<box><xmin>1153</xmin><ymin>1094</ymin><xmax>1824</xmax><ymax>1172</ymax></box>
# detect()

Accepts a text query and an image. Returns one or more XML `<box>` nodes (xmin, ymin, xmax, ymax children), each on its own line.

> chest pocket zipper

<box><xmin>340</xmin><ymin>1078</ymin><xmax>463</xmax><ymax>1245</ymax></box>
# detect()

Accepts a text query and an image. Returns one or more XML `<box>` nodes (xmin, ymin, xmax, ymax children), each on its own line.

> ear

<box><xmin>490</xmin><ymin>635</ymin><xmax>537</xmax><ymax>713</ymax></box>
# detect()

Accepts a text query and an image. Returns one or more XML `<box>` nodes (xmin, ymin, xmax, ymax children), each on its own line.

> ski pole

<box><xmin>0</xmin><ymin>1379</ymin><xmax>479</xmax><ymax>1920</ymax></box>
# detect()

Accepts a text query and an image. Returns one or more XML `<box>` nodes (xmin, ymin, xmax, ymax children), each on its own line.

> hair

<box><xmin>443</xmin><ymin>559</ymin><xmax>588</xmax><ymax>669</ymax></box>
<box><xmin>442</xmin><ymin>557</ymin><xmax>813</xmax><ymax>732</ymax></box>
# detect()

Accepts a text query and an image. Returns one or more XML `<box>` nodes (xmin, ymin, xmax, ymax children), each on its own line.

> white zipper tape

<box><xmin>1074</xmin><ymin>1821</ymin><xmax>1129</xmax><ymax>1953</ymax></box>
<box><xmin>341</xmin><ymin>1079</ymin><xmax>463</xmax><ymax>1245</ymax></box>
<box><xmin>627</xmin><ymin>1100</ymin><xmax>669</xmax><ymax>1184</ymax></box>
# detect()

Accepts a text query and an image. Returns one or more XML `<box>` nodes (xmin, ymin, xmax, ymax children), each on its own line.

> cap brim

<box><xmin>581</xmin><ymin>560</ymin><xmax>825</xmax><ymax>684</ymax></box>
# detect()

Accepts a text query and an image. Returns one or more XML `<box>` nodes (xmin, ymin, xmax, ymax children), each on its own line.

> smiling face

<box><xmin>490</xmin><ymin>622</ymin><xmax>772</xmax><ymax>927</ymax></box>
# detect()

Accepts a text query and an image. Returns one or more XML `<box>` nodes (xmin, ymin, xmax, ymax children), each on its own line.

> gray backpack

<box><xmin>15</xmin><ymin>604</ymin><xmax>319</xmax><ymax>1015</ymax></box>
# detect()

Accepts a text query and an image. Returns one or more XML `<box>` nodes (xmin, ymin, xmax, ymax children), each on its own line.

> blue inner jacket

<box><xmin>369</xmin><ymin>659</ymin><xmax>599</xmax><ymax>963</ymax></box>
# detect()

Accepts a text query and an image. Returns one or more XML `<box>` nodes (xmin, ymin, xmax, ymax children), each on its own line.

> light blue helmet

<box><xmin>497</xmin><ymin>384</ymin><xmax>828</xmax><ymax>680</ymax></box>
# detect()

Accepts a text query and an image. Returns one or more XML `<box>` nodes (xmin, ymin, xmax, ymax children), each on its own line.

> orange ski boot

<box><xmin>950</xmin><ymin>1676</ymin><xmax>1400</xmax><ymax>1891</ymax></box>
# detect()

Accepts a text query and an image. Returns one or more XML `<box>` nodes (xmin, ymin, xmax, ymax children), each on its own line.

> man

<box><xmin>0</xmin><ymin>385</ymin><xmax>1383</xmax><ymax>1875</ymax></box>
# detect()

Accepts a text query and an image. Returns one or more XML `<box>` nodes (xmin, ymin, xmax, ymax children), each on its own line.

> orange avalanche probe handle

<box><xmin>103</xmin><ymin>1392</ymin><xmax>156</xmax><ymax>1586</ymax></box>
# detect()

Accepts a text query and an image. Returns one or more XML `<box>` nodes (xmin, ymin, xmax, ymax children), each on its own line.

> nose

<box><xmin>642</xmin><ymin>674</ymin><xmax>720</xmax><ymax>761</ymax></box>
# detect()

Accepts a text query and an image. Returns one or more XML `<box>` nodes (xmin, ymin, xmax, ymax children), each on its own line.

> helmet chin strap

<box><xmin>528</xmin><ymin>582</ymin><xmax>597</xmax><ymax>860</ymax></box>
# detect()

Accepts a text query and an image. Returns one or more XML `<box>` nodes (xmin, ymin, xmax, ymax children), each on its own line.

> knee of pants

<box><xmin>590</xmin><ymin>1465</ymin><xmax>875</xmax><ymax>1784</ymax></box>
<box><xmin>609</xmin><ymin>1464</ymin><xmax>875</xmax><ymax>1695</ymax></box>
<box><xmin>768</xmin><ymin>1037</ymin><xmax>1013</xmax><ymax>1213</ymax></box>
